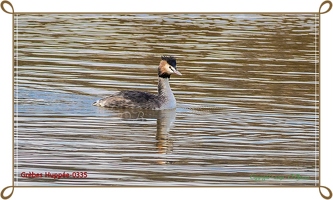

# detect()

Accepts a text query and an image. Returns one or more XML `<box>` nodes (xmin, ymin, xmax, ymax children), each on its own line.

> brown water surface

<box><xmin>14</xmin><ymin>14</ymin><xmax>319</xmax><ymax>186</ymax></box>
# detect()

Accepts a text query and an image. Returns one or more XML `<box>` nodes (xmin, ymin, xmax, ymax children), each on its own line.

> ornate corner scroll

<box><xmin>319</xmin><ymin>0</ymin><xmax>332</xmax><ymax>14</ymax></box>
<box><xmin>1</xmin><ymin>0</ymin><xmax>14</xmax><ymax>14</ymax></box>
<box><xmin>319</xmin><ymin>186</ymin><xmax>333</xmax><ymax>200</ymax></box>
<box><xmin>0</xmin><ymin>186</ymin><xmax>14</xmax><ymax>200</ymax></box>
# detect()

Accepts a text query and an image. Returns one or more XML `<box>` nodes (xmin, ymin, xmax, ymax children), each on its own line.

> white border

<box><xmin>1</xmin><ymin>0</ymin><xmax>332</xmax><ymax>199</ymax></box>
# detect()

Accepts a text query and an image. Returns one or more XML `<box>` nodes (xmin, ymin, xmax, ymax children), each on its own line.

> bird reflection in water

<box><xmin>116</xmin><ymin>108</ymin><xmax>177</xmax><ymax>165</ymax></box>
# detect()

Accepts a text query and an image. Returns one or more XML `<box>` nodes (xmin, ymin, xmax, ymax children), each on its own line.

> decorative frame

<box><xmin>1</xmin><ymin>0</ymin><xmax>332</xmax><ymax>199</ymax></box>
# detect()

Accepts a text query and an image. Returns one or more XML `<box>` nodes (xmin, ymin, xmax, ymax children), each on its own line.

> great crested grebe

<box><xmin>93</xmin><ymin>56</ymin><xmax>182</xmax><ymax>110</ymax></box>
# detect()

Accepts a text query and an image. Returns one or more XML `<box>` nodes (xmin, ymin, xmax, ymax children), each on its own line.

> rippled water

<box><xmin>14</xmin><ymin>14</ymin><xmax>319</xmax><ymax>186</ymax></box>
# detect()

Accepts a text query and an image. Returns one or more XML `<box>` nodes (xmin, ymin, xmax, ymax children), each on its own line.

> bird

<box><xmin>93</xmin><ymin>56</ymin><xmax>182</xmax><ymax>110</ymax></box>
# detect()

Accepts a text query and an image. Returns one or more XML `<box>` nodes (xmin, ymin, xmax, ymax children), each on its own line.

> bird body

<box><xmin>93</xmin><ymin>56</ymin><xmax>181</xmax><ymax>110</ymax></box>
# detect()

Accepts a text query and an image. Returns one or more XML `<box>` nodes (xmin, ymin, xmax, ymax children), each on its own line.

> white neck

<box><xmin>158</xmin><ymin>77</ymin><xmax>176</xmax><ymax>109</ymax></box>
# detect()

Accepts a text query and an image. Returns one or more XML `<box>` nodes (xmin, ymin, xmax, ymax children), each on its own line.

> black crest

<box><xmin>161</xmin><ymin>56</ymin><xmax>177</xmax><ymax>68</ymax></box>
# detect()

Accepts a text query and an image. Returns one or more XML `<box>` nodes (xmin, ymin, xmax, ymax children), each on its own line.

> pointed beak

<box><xmin>174</xmin><ymin>70</ymin><xmax>182</xmax><ymax>76</ymax></box>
